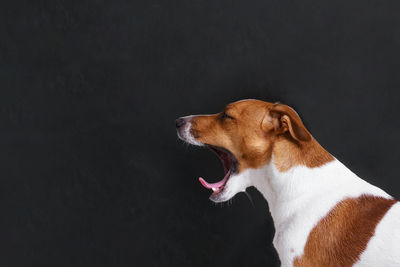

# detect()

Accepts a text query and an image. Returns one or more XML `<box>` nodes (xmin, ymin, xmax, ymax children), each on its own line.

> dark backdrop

<box><xmin>2</xmin><ymin>0</ymin><xmax>400</xmax><ymax>266</ymax></box>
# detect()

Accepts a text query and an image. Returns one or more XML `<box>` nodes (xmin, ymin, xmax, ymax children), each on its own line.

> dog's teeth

<box><xmin>212</xmin><ymin>187</ymin><xmax>216</xmax><ymax>191</ymax></box>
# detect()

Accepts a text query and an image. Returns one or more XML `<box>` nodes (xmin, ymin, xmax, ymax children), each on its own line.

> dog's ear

<box><xmin>266</xmin><ymin>104</ymin><xmax>312</xmax><ymax>142</ymax></box>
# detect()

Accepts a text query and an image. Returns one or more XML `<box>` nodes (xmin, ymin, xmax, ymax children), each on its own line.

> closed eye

<box><xmin>221</xmin><ymin>112</ymin><xmax>234</xmax><ymax>120</ymax></box>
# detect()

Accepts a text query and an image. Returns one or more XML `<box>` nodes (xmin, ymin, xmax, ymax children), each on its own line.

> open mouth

<box><xmin>198</xmin><ymin>145</ymin><xmax>238</xmax><ymax>195</ymax></box>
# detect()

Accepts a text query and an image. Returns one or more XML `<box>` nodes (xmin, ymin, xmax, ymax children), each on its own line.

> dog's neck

<box><xmin>241</xmin><ymin>142</ymin><xmax>391</xmax><ymax>263</ymax></box>
<box><xmin>250</xmin><ymin>156</ymin><xmax>390</xmax><ymax>229</ymax></box>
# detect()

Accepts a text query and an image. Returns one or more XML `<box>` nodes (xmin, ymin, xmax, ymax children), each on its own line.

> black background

<box><xmin>2</xmin><ymin>0</ymin><xmax>400</xmax><ymax>266</ymax></box>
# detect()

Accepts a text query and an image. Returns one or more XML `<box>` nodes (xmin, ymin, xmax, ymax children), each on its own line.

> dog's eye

<box><xmin>221</xmin><ymin>112</ymin><xmax>234</xmax><ymax>120</ymax></box>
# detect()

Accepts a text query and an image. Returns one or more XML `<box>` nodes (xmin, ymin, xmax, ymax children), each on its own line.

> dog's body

<box><xmin>176</xmin><ymin>99</ymin><xmax>400</xmax><ymax>267</ymax></box>
<box><xmin>246</xmin><ymin>158</ymin><xmax>400</xmax><ymax>267</ymax></box>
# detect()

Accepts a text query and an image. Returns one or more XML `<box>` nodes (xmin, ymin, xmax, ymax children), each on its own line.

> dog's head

<box><xmin>176</xmin><ymin>99</ymin><xmax>313</xmax><ymax>202</ymax></box>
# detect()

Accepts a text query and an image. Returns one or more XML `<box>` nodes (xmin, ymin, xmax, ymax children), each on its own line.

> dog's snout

<box><xmin>175</xmin><ymin>117</ymin><xmax>186</xmax><ymax>128</ymax></box>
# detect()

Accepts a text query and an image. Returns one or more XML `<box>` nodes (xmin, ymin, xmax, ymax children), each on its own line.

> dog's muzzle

<box><xmin>175</xmin><ymin>116</ymin><xmax>204</xmax><ymax>147</ymax></box>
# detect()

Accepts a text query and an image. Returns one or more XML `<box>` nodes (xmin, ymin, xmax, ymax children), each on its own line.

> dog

<box><xmin>176</xmin><ymin>99</ymin><xmax>400</xmax><ymax>267</ymax></box>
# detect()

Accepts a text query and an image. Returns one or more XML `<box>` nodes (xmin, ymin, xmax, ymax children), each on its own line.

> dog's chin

<box><xmin>209</xmin><ymin>173</ymin><xmax>250</xmax><ymax>203</ymax></box>
<box><xmin>209</xmin><ymin>187</ymin><xmax>235</xmax><ymax>203</ymax></box>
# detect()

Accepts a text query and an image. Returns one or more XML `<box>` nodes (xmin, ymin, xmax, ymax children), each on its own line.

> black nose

<box><xmin>175</xmin><ymin>118</ymin><xmax>186</xmax><ymax>128</ymax></box>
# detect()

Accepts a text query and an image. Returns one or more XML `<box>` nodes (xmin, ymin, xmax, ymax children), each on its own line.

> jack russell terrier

<box><xmin>175</xmin><ymin>99</ymin><xmax>400</xmax><ymax>267</ymax></box>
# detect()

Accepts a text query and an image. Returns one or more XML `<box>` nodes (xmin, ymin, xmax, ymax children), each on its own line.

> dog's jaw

<box><xmin>209</xmin><ymin>171</ymin><xmax>252</xmax><ymax>203</ymax></box>
<box><xmin>177</xmin><ymin>115</ymin><xmax>251</xmax><ymax>203</ymax></box>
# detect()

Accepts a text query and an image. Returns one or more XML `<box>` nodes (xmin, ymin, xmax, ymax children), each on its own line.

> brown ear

<box><xmin>269</xmin><ymin>104</ymin><xmax>312</xmax><ymax>142</ymax></box>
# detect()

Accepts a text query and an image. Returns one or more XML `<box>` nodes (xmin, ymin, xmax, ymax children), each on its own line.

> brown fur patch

<box><xmin>189</xmin><ymin>100</ymin><xmax>333</xmax><ymax>173</ymax></box>
<box><xmin>272</xmin><ymin>134</ymin><xmax>334</xmax><ymax>172</ymax></box>
<box><xmin>294</xmin><ymin>195</ymin><xmax>397</xmax><ymax>267</ymax></box>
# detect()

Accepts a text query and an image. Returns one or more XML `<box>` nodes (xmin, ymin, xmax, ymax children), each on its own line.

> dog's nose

<box><xmin>175</xmin><ymin>118</ymin><xmax>186</xmax><ymax>128</ymax></box>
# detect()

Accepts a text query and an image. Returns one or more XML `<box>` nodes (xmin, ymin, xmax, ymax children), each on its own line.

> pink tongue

<box><xmin>198</xmin><ymin>169</ymin><xmax>231</xmax><ymax>190</ymax></box>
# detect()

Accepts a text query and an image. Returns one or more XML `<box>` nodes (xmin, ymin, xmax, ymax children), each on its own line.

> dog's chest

<box><xmin>272</xmin><ymin>211</ymin><xmax>326</xmax><ymax>267</ymax></box>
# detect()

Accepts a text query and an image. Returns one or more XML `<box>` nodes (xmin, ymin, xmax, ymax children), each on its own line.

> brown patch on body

<box><xmin>294</xmin><ymin>195</ymin><xmax>397</xmax><ymax>267</ymax></box>
<box><xmin>189</xmin><ymin>99</ymin><xmax>333</xmax><ymax>173</ymax></box>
